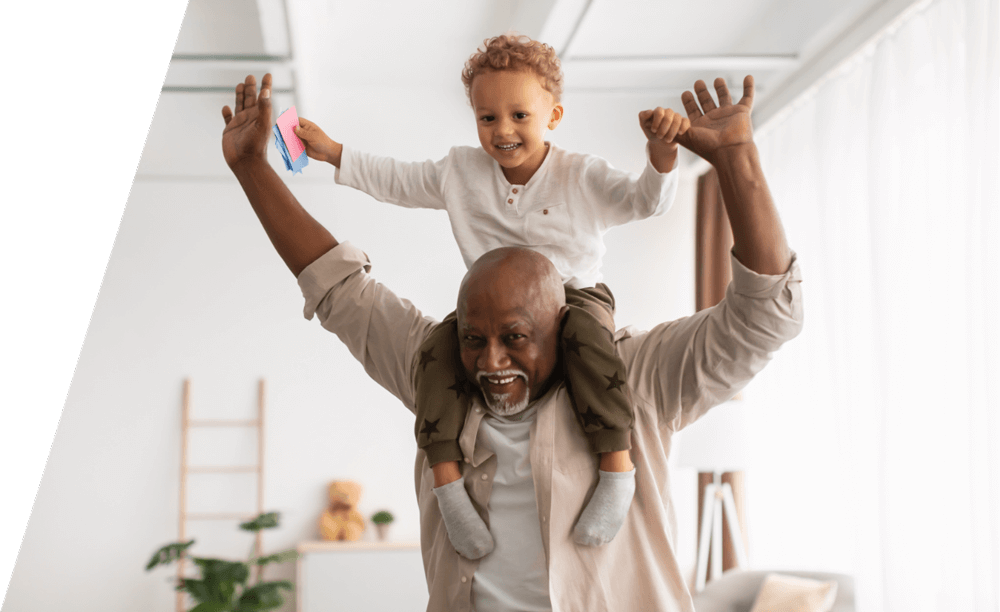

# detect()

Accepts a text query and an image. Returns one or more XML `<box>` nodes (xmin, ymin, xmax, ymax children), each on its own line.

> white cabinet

<box><xmin>296</xmin><ymin>541</ymin><xmax>428</xmax><ymax>612</ymax></box>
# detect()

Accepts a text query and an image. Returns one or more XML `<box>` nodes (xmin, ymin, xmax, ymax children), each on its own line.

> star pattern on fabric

<box><xmin>605</xmin><ymin>371</ymin><xmax>626</xmax><ymax>393</ymax></box>
<box><xmin>420</xmin><ymin>418</ymin><xmax>440</xmax><ymax>437</ymax></box>
<box><xmin>563</xmin><ymin>332</ymin><xmax>585</xmax><ymax>356</ymax></box>
<box><xmin>418</xmin><ymin>348</ymin><xmax>437</xmax><ymax>372</ymax></box>
<box><xmin>448</xmin><ymin>375</ymin><xmax>469</xmax><ymax>399</ymax></box>
<box><xmin>580</xmin><ymin>407</ymin><xmax>605</xmax><ymax>431</ymax></box>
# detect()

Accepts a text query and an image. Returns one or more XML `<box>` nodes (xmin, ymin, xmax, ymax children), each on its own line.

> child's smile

<box><xmin>470</xmin><ymin>70</ymin><xmax>563</xmax><ymax>185</ymax></box>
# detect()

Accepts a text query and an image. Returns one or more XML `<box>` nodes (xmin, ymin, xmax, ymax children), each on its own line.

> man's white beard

<box><xmin>477</xmin><ymin>369</ymin><xmax>530</xmax><ymax>416</ymax></box>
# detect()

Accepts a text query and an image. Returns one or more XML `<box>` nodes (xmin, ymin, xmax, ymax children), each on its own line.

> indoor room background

<box><xmin>3</xmin><ymin>0</ymin><xmax>997</xmax><ymax>611</ymax></box>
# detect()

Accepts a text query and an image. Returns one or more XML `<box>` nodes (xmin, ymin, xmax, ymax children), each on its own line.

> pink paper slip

<box><xmin>276</xmin><ymin>106</ymin><xmax>306</xmax><ymax>162</ymax></box>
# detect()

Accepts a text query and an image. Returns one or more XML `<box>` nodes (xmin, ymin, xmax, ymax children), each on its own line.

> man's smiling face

<box><xmin>457</xmin><ymin>248</ymin><xmax>566</xmax><ymax>416</ymax></box>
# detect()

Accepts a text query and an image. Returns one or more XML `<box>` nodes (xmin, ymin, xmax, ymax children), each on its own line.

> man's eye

<box><xmin>505</xmin><ymin>334</ymin><xmax>525</xmax><ymax>342</ymax></box>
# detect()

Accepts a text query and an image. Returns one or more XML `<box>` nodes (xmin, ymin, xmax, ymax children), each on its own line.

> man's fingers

<box><xmin>738</xmin><ymin>75</ymin><xmax>755</xmax><ymax>109</ymax></box>
<box><xmin>222</xmin><ymin>105</ymin><xmax>233</xmax><ymax>125</ymax></box>
<box><xmin>694</xmin><ymin>80</ymin><xmax>717</xmax><ymax>113</ymax></box>
<box><xmin>715</xmin><ymin>78</ymin><xmax>733</xmax><ymax>106</ymax></box>
<box><xmin>261</xmin><ymin>72</ymin><xmax>273</xmax><ymax>103</ymax></box>
<box><xmin>243</xmin><ymin>74</ymin><xmax>257</xmax><ymax>113</ymax></box>
<box><xmin>681</xmin><ymin>91</ymin><xmax>703</xmax><ymax>121</ymax></box>
<box><xmin>234</xmin><ymin>82</ymin><xmax>245</xmax><ymax>114</ymax></box>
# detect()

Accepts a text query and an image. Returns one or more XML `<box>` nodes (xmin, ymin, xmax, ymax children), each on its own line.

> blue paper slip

<box><xmin>273</xmin><ymin>121</ymin><xmax>308</xmax><ymax>175</ymax></box>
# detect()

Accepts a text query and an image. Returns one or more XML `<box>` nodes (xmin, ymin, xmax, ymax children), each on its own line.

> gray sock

<box><xmin>572</xmin><ymin>468</ymin><xmax>636</xmax><ymax>546</ymax></box>
<box><xmin>433</xmin><ymin>478</ymin><xmax>494</xmax><ymax>559</ymax></box>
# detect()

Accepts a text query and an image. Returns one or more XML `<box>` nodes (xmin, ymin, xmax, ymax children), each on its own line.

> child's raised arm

<box><xmin>295</xmin><ymin>117</ymin><xmax>344</xmax><ymax>167</ymax></box>
<box><xmin>638</xmin><ymin>106</ymin><xmax>690</xmax><ymax>174</ymax></box>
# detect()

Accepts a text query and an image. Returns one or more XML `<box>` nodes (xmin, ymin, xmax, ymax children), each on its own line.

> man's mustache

<box><xmin>476</xmin><ymin>369</ymin><xmax>528</xmax><ymax>388</ymax></box>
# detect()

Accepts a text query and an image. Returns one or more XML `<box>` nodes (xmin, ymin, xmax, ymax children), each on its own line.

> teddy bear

<box><xmin>319</xmin><ymin>480</ymin><xmax>366</xmax><ymax>541</ymax></box>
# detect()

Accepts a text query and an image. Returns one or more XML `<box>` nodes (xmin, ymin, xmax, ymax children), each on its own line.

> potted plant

<box><xmin>146</xmin><ymin>512</ymin><xmax>299</xmax><ymax>612</ymax></box>
<box><xmin>370</xmin><ymin>510</ymin><xmax>395</xmax><ymax>542</ymax></box>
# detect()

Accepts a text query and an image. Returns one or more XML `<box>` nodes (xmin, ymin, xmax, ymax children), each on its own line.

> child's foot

<box><xmin>433</xmin><ymin>479</ymin><xmax>494</xmax><ymax>559</ymax></box>
<box><xmin>572</xmin><ymin>468</ymin><xmax>636</xmax><ymax>546</ymax></box>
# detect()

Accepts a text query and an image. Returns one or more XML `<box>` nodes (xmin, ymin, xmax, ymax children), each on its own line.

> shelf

<box><xmin>297</xmin><ymin>540</ymin><xmax>421</xmax><ymax>553</ymax></box>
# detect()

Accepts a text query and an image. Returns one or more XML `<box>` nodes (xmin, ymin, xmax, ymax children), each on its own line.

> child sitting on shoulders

<box><xmin>295</xmin><ymin>33</ymin><xmax>689</xmax><ymax>560</ymax></box>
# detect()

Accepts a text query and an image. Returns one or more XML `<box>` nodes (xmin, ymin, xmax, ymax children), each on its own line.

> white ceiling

<box><xmin>144</xmin><ymin>0</ymin><xmax>916</xmax><ymax>178</ymax></box>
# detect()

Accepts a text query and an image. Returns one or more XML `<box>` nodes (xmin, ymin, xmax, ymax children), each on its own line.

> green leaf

<box><xmin>370</xmin><ymin>510</ymin><xmax>394</xmax><ymax>524</ymax></box>
<box><xmin>233</xmin><ymin>580</ymin><xmax>293</xmax><ymax>612</ymax></box>
<box><xmin>146</xmin><ymin>540</ymin><xmax>196</xmax><ymax>571</ymax></box>
<box><xmin>177</xmin><ymin>578</ymin><xmax>214</xmax><ymax>603</ymax></box>
<box><xmin>192</xmin><ymin>558</ymin><xmax>251</xmax><ymax>585</ymax></box>
<box><xmin>189</xmin><ymin>603</ymin><xmax>230</xmax><ymax>612</ymax></box>
<box><xmin>254</xmin><ymin>550</ymin><xmax>299</xmax><ymax>565</ymax></box>
<box><xmin>239</xmin><ymin>512</ymin><xmax>280</xmax><ymax>532</ymax></box>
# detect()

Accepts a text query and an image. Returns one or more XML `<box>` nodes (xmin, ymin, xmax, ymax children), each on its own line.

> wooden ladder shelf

<box><xmin>177</xmin><ymin>378</ymin><xmax>266</xmax><ymax>612</ymax></box>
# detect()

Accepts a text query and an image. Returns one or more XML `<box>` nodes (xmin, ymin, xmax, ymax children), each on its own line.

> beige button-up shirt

<box><xmin>298</xmin><ymin>242</ymin><xmax>804</xmax><ymax>612</ymax></box>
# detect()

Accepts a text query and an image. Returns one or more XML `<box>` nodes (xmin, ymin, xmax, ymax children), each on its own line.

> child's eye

<box><xmin>514</xmin><ymin>112</ymin><xmax>528</xmax><ymax>119</ymax></box>
<box><xmin>480</xmin><ymin>115</ymin><xmax>494</xmax><ymax>122</ymax></box>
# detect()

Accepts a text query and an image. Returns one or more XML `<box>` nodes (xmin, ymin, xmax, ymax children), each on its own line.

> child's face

<box><xmin>469</xmin><ymin>70</ymin><xmax>563</xmax><ymax>185</ymax></box>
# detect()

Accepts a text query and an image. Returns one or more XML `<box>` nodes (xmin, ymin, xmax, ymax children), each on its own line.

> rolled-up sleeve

<box><xmin>621</xmin><ymin>250</ymin><xmax>803</xmax><ymax>431</ymax></box>
<box><xmin>297</xmin><ymin>242</ymin><xmax>435</xmax><ymax>411</ymax></box>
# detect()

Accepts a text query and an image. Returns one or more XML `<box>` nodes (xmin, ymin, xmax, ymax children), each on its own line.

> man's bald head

<box><xmin>458</xmin><ymin>247</ymin><xmax>565</xmax><ymax>319</ymax></box>
<box><xmin>456</xmin><ymin>248</ymin><xmax>567</xmax><ymax>416</ymax></box>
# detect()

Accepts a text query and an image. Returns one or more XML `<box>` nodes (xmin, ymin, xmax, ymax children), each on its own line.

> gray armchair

<box><xmin>692</xmin><ymin>570</ymin><xmax>855</xmax><ymax>612</ymax></box>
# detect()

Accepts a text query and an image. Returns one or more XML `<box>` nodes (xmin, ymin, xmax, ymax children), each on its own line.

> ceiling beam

<box><xmin>509</xmin><ymin>0</ymin><xmax>594</xmax><ymax>57</ymax></box>
<box><xmin>563</xmin><ymin>54</ymin><xmax>800</xmax><ymax>73</ymax></box>
<box><xmin>754</xmin><ymin>0</ymin><xmax>929</xmax><ymax>132</ymax></box>
<box><xmin>255</xmin><ymin>0</ymin><xmax>292</xmax><ymax>57</ymax></box>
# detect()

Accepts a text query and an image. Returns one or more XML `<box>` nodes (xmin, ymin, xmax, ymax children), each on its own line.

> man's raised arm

<box><xmin>221</xmin><ymin>73</ymin><xmax>337</xmax><ymax>276</ymax></box>
<box><xmin>675</xmin><ymin>76</ymin><xmax>791</xmax><ymax>276</ymax></box>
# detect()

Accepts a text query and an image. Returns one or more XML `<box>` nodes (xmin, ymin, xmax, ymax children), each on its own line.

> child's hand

<box><xmin>638</xmin><ymin>107</ymin><xmax>690</xmax><ymax>146</ymax></box>
<box><xmin>295</xmin><ymin>117</ymin><xmax>343</xmax><ymax>167</ymax></box>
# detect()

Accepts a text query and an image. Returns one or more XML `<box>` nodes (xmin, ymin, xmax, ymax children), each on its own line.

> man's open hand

<box><xmin>221</xmin><ymin>73</ymin><xmax>273</xmax><ymax>170</ymax></box>
<box><xmin>675</xmin><ymin>76</ymin><xmax>755</xmax><ymax>164</ymax></box>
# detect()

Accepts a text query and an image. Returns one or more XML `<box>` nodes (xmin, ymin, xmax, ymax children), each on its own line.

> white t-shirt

<box><xmin>473</xmin><ymin>403</ymin><xmax>550</xmax><ymax>612</ymax></box>
<box><xmin>335</xmin><ymin>143</ymin><xmax>678</xmax><ymax>288</ymax></box>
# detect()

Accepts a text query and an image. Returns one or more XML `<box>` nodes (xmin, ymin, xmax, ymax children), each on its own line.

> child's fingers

<box><xmin>649</xmin><ymin>107</ymin><xmax>666</xmax><ymax>135</ymax></box>
<box><xmin>222</xmin><ymin>105</ymin><xmax>233</xmax><ymax>125</ymax></box>
<box><xmin>663</xmin><ymin>113</ymin><xmax>683</xmax><ymax>142</ymax></box>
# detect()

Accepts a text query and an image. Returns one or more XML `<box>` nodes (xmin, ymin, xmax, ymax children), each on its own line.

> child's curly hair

<box><xmin>461</xmin><ymin>33</ymin><xmax>564</xmax><ymax>104</ymax></box>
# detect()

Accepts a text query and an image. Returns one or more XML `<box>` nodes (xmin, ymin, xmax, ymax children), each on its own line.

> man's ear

<box><xmin>548</xmin><ymin>104</ymin><xmax>564</xmax><ymax>130</ymax></box>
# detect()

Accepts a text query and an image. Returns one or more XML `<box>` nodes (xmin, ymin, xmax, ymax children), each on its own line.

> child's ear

<box><xmin>548</xmin><ymin>104</ymin><xmax>564</xmax><ymax>130</ymax></box>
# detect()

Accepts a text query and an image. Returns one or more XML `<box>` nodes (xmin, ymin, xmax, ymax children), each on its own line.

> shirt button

<box><xmin>512</xmin><ymin>188</ymin><xmax>519</xmax><ymax>194</ymax></box>
<box><xmin>507</xmin><ymin>198</ymin><xmax>513</xmax><ymax>204</ymax></box>
<box><xmin>475</xmin><ymin>407</ymin><xmax>482</xmax><ymax>413</ymax></box>
<box><xmin>461</xmin><ymin>576</ymin><xmax>468</xmax><ymax>583</ymax></box>
<box><xmin>464</xmin><ymin>457</ymin><xmax>471</xmax><ymax>463</ymax></box>
<box><xmin>543</xmin><ymin>209</ymin><xmax>549</xmax><ymax>215</ymax></box>
<box><xmin>541</xmin><ymin>516</ymin><xmax>546</xmax><ymax>522</ymax></box>
<box><xmin>481</xmin><ymin>474</ymin><xmax>489</xmax><ymax>480</ymax></box>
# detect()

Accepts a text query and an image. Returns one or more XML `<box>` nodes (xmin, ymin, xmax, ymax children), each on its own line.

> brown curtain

<box><xmin>694</xmin><ymin>168</ymin><xmax>748</xmax><ymax>578</ymax></box>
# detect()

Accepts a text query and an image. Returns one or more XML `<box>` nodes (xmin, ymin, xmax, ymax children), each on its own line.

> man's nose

<box><xmin>478</xmin><ymin>339</ymin><xmax>510</xmax><ymax>371</ymax></box>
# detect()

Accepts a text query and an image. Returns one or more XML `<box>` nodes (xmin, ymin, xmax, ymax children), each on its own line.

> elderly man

<box><xmin>221</xmin><ymin>73</ymin><xmax>802</xmax><ymax>612</ymax></box>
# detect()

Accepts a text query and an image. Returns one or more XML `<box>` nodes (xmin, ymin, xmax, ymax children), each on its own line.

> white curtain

<box><xmin>741</xmin><ymin>0</ymin><xmax>1000</xmax><ymax>610</ymax></box>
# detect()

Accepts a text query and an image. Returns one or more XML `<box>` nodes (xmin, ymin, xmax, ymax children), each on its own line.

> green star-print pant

<box><xmin>414</xmin><ymin>283</ymin><xmax>634</xmax><ymax>466</ymax></box>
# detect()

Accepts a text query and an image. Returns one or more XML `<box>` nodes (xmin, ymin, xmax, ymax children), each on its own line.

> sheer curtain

<box><xmin>739</xmin><ymin>0</ymin><xmax>999</xmax><ymax>610</ymax></box>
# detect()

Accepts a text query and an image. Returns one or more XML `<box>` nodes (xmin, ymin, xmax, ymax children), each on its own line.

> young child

<box><xmin>295</xmin><ymin>33</ymin><xmax>689</xmax><ymax>560</ymax></box>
